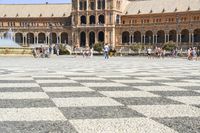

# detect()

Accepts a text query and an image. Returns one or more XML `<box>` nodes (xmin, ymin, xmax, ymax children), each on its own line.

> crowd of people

<box><xmin>147</xmin><ymin>47</ymin><xmax>167</xmax><ymax>58</ymax></box>
<box><xmin>34</xmin><ymin>43</ymin><xmax>200</xmax><ymax>61</ymax></box>
<box><xmin>33</xmin><ymin>44</ymin><xmax>60</xmax><ymax>58</ymax></box>
<box><xmin>187</xmin><ymin>47</ymin><xmax>200</xmax><ymax>61</ymax></box>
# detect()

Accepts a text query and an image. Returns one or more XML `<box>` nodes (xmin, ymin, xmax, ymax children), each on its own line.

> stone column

<box><xmin>152</xmin><ymin>35</ymin><xmax>155</xmax><ymax>44</ymax></box>
<box><xmin>77</xmin><ymin>0</ymin><xmax>80</xmax><ymax>11</ymax></box>
<box><xmin>167</xmin><ymin>34</ymin><xmax>170</xmax><ymax>42</ymax></box>
<box><xmin>57</xmin><ymin>35</ymin><xmax>59</xmax><ymax>44</ymax></box>
<box><xmin>87</xmin><ymin>0</ymin><xmax>89</xmax><ymax>10</ymax></box>
<box><xmin>155</xmin><ymin>35</ymin><xmax>158</xmax><ymax>44</ymax></box>
<box><xmin>46</xmin><ymin>35</ymin><xmax>48</xmax><ymax>45</ymax></box>
<box><xmin>141</xmin><ymin>35</ymin><xmax>143</xmax><ymax>43</ymax></box>
<box><xmin>22</xmin><ymin>35</ymin><xmax>25</xmax><ymax>45</ymax></box>
<box><xmin>192</xmin><ymin>33</ymin><xmax>194</xmax><ymax>47</ymax></box>
<box><xmin>189</xmin><ymin>33</ymin><xmax>191</xmax><ymax>45</ymax></box>
<box><xmin>143</xmin><ymin>35</ymin><xmax>146</xmax><ymax>44</ymax></box>
<box><xmin>59</xmin><ymin>34</ymin><xmax>62</xmax><ymax>44</ymax></box>
<box><xmin>86</xmin><ymin>32</ymin><xmax>89</xmax><ymax>47</ymax></box>
<box><xmin>165</xmin><ymin>34</ymin><xmax>167</xmax><ymax>43</ymax></box>
<box><xmin>95</xmin><ymin>31</ymin><xmax>98</xmax><ymax>44</ymax></box>
<box><xmin>95</xmin><ymin>0</ymin><xmax>97</xmax><ymax>10</ymax></box>
<box><xmin>132</xmin><ymin>35</ymin><xmax>134</xmax><ymax>44</ymax></box>
<box><xmin>179</xmin><ymin>34</ymin><xmax>181</xmax><ymax>44</ymax></box>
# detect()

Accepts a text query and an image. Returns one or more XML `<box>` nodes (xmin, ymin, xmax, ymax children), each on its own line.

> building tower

<box><xmin>71</xmin><ymin>0</ymin><xmax>124</xmax><ymax>48</ymax></box>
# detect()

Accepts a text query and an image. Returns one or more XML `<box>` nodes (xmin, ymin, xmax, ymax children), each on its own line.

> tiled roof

<box><xmin>125</xmin><ymin>0</ymin><xmax>200</xmax><ymax>15</ymax></box>
<box><xmin>0</xmin><ymin>3</ymin><xmax>71</xmax><ymax>18</ymax></box>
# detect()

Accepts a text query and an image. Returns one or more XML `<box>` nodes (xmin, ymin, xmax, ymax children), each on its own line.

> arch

<box><xmin>61</xmin><ymin>32</ymin><xmax>68</xmax><ymax>44</ymax></box>
<box><xmin>169</xmin><ymin>30</ymin><xmax>177</xmax><ymax>42</ymax></box>
<box><xmin>80</xmin><ymin>31</ymin><xmax>86</xmax><ymax>47</ymax></box>
<box><xmin>80</xmin><ymin>15</ymin><xmax>86</xmax><ymax>24</ymax></box>
<box><xmin>181</xmin><ymin>29</ymin><xmax>189</xmax><ymax>43</ymax></box>
<box><xmin>157</xmin><ymin>30</ymin><xmax>165</xmax><ymax>43</ymax></box>
<box><xmin>27</xmin><ymin>33</ymin><xmax>34</xmax><ymax>44</ymax></box>
<box><xmin>15</xmin><ymin>33</ymin><xmax>23</xmax><ymax>44</ymax></box>
<box><xmin>194</xmin><ymin>29</ymin><xmax>200</xmax><ymax>42</ymax></box>
<box><xmin>98</xmin><ymin>31</ymin><xmax>104</xmax><ymax>42</ymax></box>
<box><xmin>38</xmin><ymin>33</ymin><xmax>46</xmax><ymax>44</ymax></box>
<box><xmin>90</xmin><ymin>15</ymin><xmax>96</xmax><ymax>24</ymax></box>
<box><xmin>145</xmin><ymin>30</ymin><xmax>153</xmax><ymax>44</ymax></box>
<box><xmin>122</xmin><ymin>31</ymin><xmax>130</xmax><ymax>44</ymax></box>
<box><xmin>134</xmin><ymin>31</ymin><xmax>141</xmax><ymax>43</ymax></box>
<box><xmin>51</xmin><ymin>32</ymin><xmax>57</xmax><ymax>44</ymax></box>
<box><xmin>89</xmin><ymin>31</ymin><xmax>95</xmax><ymax>48</ymax></box>
<box><xmin>99</xmin><ymin>15</ymin><xmax>105</xmax><ymax>24</ymax></box>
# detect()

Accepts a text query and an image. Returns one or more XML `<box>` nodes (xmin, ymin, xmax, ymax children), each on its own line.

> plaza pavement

<box><xmin>0</xmin><ymin>56</ymin><xmax>200</xmax><ymax>133</ymax></box>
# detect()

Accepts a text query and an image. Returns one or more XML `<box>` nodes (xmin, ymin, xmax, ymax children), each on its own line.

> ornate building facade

<box><xmin>0</xmin><ymin>0</ymin><xmax>200</xmax><ymax>49</ymax></box>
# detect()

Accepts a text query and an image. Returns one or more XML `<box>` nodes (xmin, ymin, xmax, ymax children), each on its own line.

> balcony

<box><xmin>77</xmin><ymin>23</ymin><xmax>105</xmax><ymax>28</ymax></box>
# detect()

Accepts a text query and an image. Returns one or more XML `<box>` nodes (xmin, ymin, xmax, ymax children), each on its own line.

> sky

<box><xmin>0</xmin><ymin>0</ymin><xmax>71</xmax><ymax>4</ymax></box>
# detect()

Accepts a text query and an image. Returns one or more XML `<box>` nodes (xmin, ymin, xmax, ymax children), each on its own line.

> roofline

<box><xmin>0</xmin><ymin>3</ymin><xmax>71</xmax><ymax>5</ymax></box>
<box><xmin>122</xmin><ymin>10</ymin><xmax>200</xmax><ymax>16</ymax></box>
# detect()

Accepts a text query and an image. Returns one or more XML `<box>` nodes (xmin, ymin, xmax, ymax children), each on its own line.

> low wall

<box><xmin>0</xmin><ymin>47</ymin><xmax>33</xmax><ymax>56</ymax></box>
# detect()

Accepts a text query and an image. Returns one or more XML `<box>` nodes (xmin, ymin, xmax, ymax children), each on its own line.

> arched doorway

<box><xmin>181</xmin><ymin>29</ymin><xmax>189</xmax><ymax>43</ymax></box>
<box><xmin>38</xmin><ymin>33</ymin><xmax>46</xmax><ymax>44</ymax></box>
<box><xmin>98</xmin><ymin>31</ymin><xmax>104</xmax><ymax>42</ymax></box>
<box><xmin>90</xmin><ymin>15</ymin><xmax>95</xmax><ymax>24</ymax></box>
<box><xmin>89</xmin><ymin>32</ymin><xmax>95</xmax><ymax>48</ymax></box>
<box><xmin>99</xmin><ymin>15</ymin><xmax>105</xmax><ymax>24</ymax></box>
<box><xmin>145</xmin><ymin>31</ymin><xmax>153</xmax><ymax>44</ymax></box>
<box><xmin>157</xmin><ymin>30</ymin><xmax>165</xmax><ymax>43</ymax></box>
<box><xmin>134</xmin><ymin>31</ymin><xmax>141</xmax><ymax>43</ymax></box>
<box><xmin>194</xmin><ymin>29</ymin><xmax>200</xmax><ymax>42</ymax></box>
<box><xmin>80</xmin><ymin>15</ymin><xmax>86</xmax><ymax>24</ymax></box>
<box><xmin>122</xmin><ymin>31</ymin><xmax>130</xmax><ymax>44</ymax></box>
<box><xmin>61</xmin><ymin>32</ymin><xmax>68</xmax><ymax>44</ymax></box>
<box><xmin>169</xmin><ymin>30</ymin><xmax>177</xmax><ymax>42</ymax></box>
<box><xmin>27</xmin><ymin>33</ymin><xmax>34</xmax><ymax>44</ymax></box>
<box><xmin>80</xmin><ymin>32</ymin><xmax>86</xmax><ymax>47</ymax></box>
<box><xmin>15</xmin><ymin>33</ymin><xmax>23</xmax><ymax>44</ymax></box>
<box><xmin>51</xmin><ymin>33</ymin><xmax>57</xmax><ymax>44</ymax></box>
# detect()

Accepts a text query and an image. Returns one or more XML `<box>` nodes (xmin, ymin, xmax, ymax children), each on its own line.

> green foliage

<box><xmin>162</xmin><ymin>41</ymin><xmax>176</xmax><ymax>51</ymax></box>
<box><xmin>93</xmin><ymin>42</ymin><xmax>104</xmax><ymax>53</ymax></box>
<box><xmin>130</xmin><ymin>43</ymin><xmax>145</xmax><ymax>52</ymax></box>
<box><xmin>59</xmin><ymin>44</ymin><xmax>70</xmax><ymax>55</ymax></box>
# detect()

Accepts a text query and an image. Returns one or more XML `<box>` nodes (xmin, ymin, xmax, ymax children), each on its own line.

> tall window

<box><xmin>98</xmin><ymin>0</ymin><xmax>105</xmax><ymax>9</ymax></box>
<box><xmin>84</xmin><ymin>1</ymin><xmax>87</xmax><ymax>10</ymax></box>
<box><xmin>90</xmin><ymin>2</ymin><xmax>95</xmax><ymax>10</ymax></box>
<box><xmin>79</xmin><ymin>1</ymin><xmax>83</xmax><ymax>10</ymax></box>
<box><xmin>98</xmin><ymin>0</ymin><xmax>101</xmax><ymax>9</ymax></box>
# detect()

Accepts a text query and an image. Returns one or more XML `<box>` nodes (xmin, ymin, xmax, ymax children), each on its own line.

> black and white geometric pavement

<box><xmin>0</xmin><ymin>56</ymin><xmax>200</xmax><ymax>133</ymax></box>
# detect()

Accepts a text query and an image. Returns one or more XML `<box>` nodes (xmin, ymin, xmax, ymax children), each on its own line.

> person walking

<box><xmin>104</xmin><ymin>43</ymin><xmax>110</xmax><ymax>59</ymax></box>
<box><xmin>90</xmin><ymin>47</ymin><xmax>94</xmax><ymax>58</ymax></box>
<box><xmin>147</xmin><ymin>47</ymin><xmax>152</xmax><ymax>59</ymax></box>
